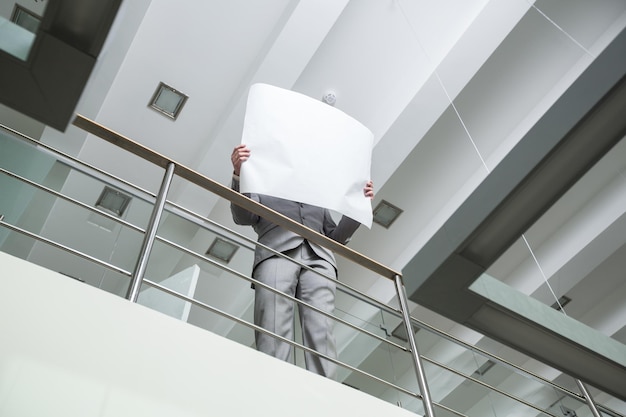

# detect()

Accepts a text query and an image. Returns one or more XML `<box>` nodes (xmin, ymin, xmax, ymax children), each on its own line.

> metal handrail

<box><xmin>1</xmin><ymin>122</ymin><xmax>607</xmax><ymax>410</ymax></box>
<box><xmin>2</xmin><ymin>120</ymin><xmax>621</xmax><ymax>417</ymax></box>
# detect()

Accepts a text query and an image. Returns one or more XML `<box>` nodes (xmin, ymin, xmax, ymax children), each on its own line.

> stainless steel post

<box><xmin>127</xmin><ymin>162</ymin><xmax>175</xmax><ymax>302</ymax></box>
<box><xmin>394</xmin><ymin>274</ymin><xmax>436</xmax><ymax>417</ymax></box>
<box><xmin>576</xmin><ymin>379</ymin><xmax>602</xmax><ymax>417</ymax></box>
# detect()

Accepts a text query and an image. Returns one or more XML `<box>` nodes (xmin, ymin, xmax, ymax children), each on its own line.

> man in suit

<box><xmin>230</xmin><ymin>144</ymin><xmax>374</xmax><ymax>378</ymax></box>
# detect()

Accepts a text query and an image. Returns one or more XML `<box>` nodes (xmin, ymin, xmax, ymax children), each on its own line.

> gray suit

<box><xmin>231</xmin><ymin>177</ymin><xmax>360</xmax><ymax>378</ymax></box>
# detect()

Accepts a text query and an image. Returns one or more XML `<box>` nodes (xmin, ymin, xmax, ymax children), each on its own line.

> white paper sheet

<box><xmin>239</xmin><ymin>83</ymin><xmax>373</xmax><ymax>227</ymax></box>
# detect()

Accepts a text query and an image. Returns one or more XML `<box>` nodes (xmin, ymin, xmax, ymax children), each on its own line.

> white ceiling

<box><xmin>3</xmin><ymin>0</ymin><xmax>626</xmax><ymax>414</ymax></box>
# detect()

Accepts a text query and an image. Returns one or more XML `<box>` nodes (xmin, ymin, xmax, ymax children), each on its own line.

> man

<box><xmin>230</xmin><ymin>143</ymin><xmax>374</xmax><ymax>378</ymax></box>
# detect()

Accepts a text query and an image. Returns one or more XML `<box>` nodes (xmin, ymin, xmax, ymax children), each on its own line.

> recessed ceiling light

<box><xmin>206</xmin><ymin>237</ymin><xmax>239</xmax><ymax>263</ymax></box>
<box><xmin>373</xmin><ymin>200</ymin><xmax>403</xmax><ymax>228</ymax></box>
<box><xmin>148</xmin><ymin>82</ymin><xmax>188</xmax><ymax>120</ymax></box>
<box><xmin>11</xmin><ymin>5</ymin><xmax>42</xmax><ymax>34</ymax></box>
<box><xmin>95</xmin><ymin>186</ymin><xmax>131</xmax><ymax>217</ymax></box>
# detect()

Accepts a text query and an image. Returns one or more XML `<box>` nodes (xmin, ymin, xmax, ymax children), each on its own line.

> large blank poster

<box><xmin>239</xmin><ymin>83</ymin><xmax>374</xmax><ymax>227</ymax></box>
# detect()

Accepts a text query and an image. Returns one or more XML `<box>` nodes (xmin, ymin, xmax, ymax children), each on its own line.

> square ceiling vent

<box><xmin>206</xmin><ymin>237</ymin><xmax>239</xmax><ymax>263</ymax></box>
<box><xmin>373</xmin><ymin>200</ymin><xmax>403</xmax><ymax>228</ymax></box>
<box><xmin>95</xmin><ymin>186</ymin><xmax>131</xmax><ymax>217</ymax></box>
<box><xmin>149</xmin><ymin>82</ymin><xmax>188</xmax><ymax>120</ymax></box>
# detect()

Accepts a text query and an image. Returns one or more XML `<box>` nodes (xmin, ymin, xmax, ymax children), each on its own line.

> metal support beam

<box><xmin>127</xmin><ymin>162</ymin><xmax>175</xmax><ymax>302</ymax></box>
<box><xmin>395</xmin><ymin>275</ymin><xmax>436</xmax><ymax>417</ymax></box>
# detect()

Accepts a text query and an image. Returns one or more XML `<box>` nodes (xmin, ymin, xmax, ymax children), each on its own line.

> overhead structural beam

<box><xmin>403</xmin><ymin>27</ymin><xmax>626</xmax><ymax>400</ymax></box>
<box><xmin>0</xmin><ymin>0</ymin><xmax>122</xmax><ymax>131</ymax></box>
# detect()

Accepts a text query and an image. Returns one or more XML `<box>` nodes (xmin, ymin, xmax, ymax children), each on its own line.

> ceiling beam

<box><xmin>403</xmin><ymin>27</ymin><xmax>626</xmax><ymax>399</ymax></box>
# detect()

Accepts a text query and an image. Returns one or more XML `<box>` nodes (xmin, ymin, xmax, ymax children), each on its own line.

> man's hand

<box><xmin>231</xmin><ymin>144</ymin><xmax>250</xmax><ymax>176</ymax></box>
<box><xmin>364</xmin><ymin>180</ymin><xmax>374</xmax><ymax>200</ymax></box>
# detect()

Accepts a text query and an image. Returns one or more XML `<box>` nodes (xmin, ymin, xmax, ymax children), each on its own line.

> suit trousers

<box><xmin>253</xmin><ymin>241</ymin><xmax>337</xmax><ymax>378</ymax></box>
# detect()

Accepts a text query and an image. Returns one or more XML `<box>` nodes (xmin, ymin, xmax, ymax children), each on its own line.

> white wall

<box><xmin>0</xmin><ymin>251</ymin><xmax>419</xmax><ymax>417</ymax></box>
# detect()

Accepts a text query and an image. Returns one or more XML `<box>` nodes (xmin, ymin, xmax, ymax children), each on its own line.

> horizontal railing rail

<box><xmin>0</xmin><ymin>218</ymin><xmax>132</xmax><ymax>277</ymax></box>
<box><xmin>141</xmin><ymin>278</ymin><xmax>421</xmax><ymax>400</ymax></box>
<box><xmin>164</xmin><ymin>199</ymin><xmax>407</xmax><ymax>321</ymax></box>
<box><xmin>408</xmin><ymin>315</ymin><xmax>583</xmax><ymax>401</ymax></box>
<box><xmin>153</xmin><ymin>234</ymin><xmax>410</xmax><ymax>352</ymax></box>
<box><xmin>0</xmin><ymin>167</ymin><xmax>146</xmax><ymax>235</ymax></box>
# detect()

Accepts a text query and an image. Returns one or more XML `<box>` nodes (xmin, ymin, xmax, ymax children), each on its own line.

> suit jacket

<box><xmin>231</xmin><ymin>177</ymin><xmax>360</xmax><ymax>271</ymax></box>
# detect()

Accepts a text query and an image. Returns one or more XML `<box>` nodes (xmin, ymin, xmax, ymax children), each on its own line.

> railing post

<box><xmin>394</xmin><ymin>274</ymin><xmax>436</xmax><ymax>417</ymax></box>
<box><xmin>126</xmin><ymin>162</ymin><xmax>175</xmax><ymax>302</ymax></box>
<box><xmin>576</xmin><ymin>379</ymin><xmax>602</xmax><ymax>417</ymax></box>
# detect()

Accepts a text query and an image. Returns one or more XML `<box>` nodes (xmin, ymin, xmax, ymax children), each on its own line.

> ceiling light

<box><xmin>95</xmin><ymin>186</ymin><xmax>131</xmax><ymax>217</ymax></box>
<box><xmin>373</xmin><ymin>200</ymin><xmax>403</xmax><ymax>228</ymax></box>
<box><xmin>206</xmin><ymin>237</ymin><xmax>239</xmax><ymax>263</ymax></box>
<box><xmin>11</xmin><ymin>5</ymin><xmax>42</xmax><ymax>34</ymax></box>
<box><xmin>149</xmin><ymin>82</ymin><xmax>188</xmax><ymax>120</ymax></box>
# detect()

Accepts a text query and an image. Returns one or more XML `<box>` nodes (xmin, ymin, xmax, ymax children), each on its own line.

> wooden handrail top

<box><xmin>72</xmin><ymin>114</ymin><xmax>401</xmax><ymax>280</ymax></box>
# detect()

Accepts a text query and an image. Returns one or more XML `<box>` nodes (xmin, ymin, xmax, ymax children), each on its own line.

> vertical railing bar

<box><xmin>576</xmin><ymin>379</ymin><xmax>602</xmax><ymax>417</ymax></box>
<box><xmin>127</xmin><ymin>162</ymin><xmax>175</xmax><ymax>302</ymax></box>
<box><xmin>394</xmin><ymin>274</ymin><xmax>436</xmax><ymax>417</ymax></box>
